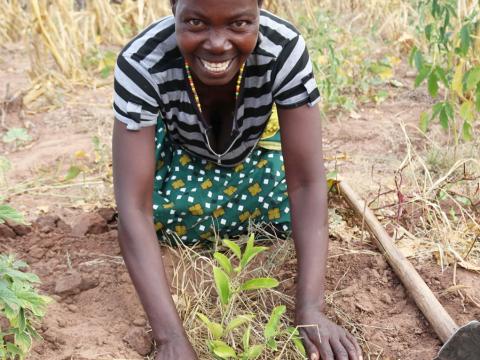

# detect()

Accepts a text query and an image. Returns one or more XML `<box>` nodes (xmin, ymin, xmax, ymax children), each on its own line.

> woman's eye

<box><xmin>232</xmin><ymin>20</ymin><xmax>249</xmax><ymax>28</ymax></box>
<box><xmin>187</xmin><ymin>19</ymin><xmax>203</xmax><ymax>27</ymax></box>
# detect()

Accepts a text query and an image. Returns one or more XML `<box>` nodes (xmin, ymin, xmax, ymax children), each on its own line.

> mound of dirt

<box><xmin>1</xmin><ymin>208</ymin><xmax>479</xmax><ymax>359</ymax></box>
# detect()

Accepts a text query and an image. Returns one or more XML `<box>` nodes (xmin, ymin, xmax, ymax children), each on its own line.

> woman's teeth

<box><xmin>200</xmin><ymin>59</ymin><xmax>231</xmax><ymax>73</ymax></box>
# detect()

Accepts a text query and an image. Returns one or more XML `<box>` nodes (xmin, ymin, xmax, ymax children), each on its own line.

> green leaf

<box><xmin>439</xmin><ymin>107</ymin><xmax>449</xmax><ymax>130</ymax></box>
<box><xmin>419</xmin><ymin>111</ymin><xmax>430</xmax><ymax>132</ymax></box>
<box><xmin>63</xmin><ymin>166</ymin><xmax>82</xmax><ymax>182</ymax></box>
<box><xmin>214</xmin><ymin>252</ymin><xmax>233</xmax><ymax>276</ymax></box>
<box><xmin>476</xmin><ymin>86</ymin><xmax>480</xmax><ymax>112</ymax></box>
<box><xmin>435</xmin><ymin>67</ymin><xmax>448</xmax><ymax>87</ymax></box>
<box><xmin>462</xmin><ymin>121</ymin><xmax>473</xmax><ymax>141</ymax></box>
<box><xmin>222</xmin><ymin>239</ymin><xmax>242</xmax><ymax>260</ymax></box>
<box><xmin>415</xmin><ymin>65</ymin><xmax>431</xmax><ymax>87</ymax></box>
<box><xmin>0</xmin><ymin>205</ymin><xmax>25</xmax><ymax>225</ymax></box>
<box><xmin>14</xmin><ymin>330</ymin><xmax>31</xmax><ymax>353</ymax></box>
<box><xmin>428</xmin><ymin>72</ymin><xmax>439</xmax><ymax>97</ymax></box>
<box><xmin>458</xmin><ymin>25</ymin><xmax>471</xmax><ymax>56</ymax></box>
<box><xmin>240</xmin><ymin>278</ymin><xmax>279</xmax><ymax>291</ymax></box>
<box><xmin>466</xmin><ymin>67</ymin><xmax>480</xmax><ymax>91</ymax></box>
<box><xmin>459</xmin><ymin>101</ymin><xmax>474</xmax><ymax>122</ymax></box>
<box><xmin>212</xmin><ymin>341</ymin><xmax>237</xmax><ymax>358</ymax></box>
<box><xmin>213</xmin><ymin>267</ymin><xmax>231</xmax><ymax>305</ymax></box>
<box><xmin>264</xmin><ymin>305</ymin><xmax>286</xmax><ymax>339</ymax></box>
<box><xmin>245</xmin><ymin>344</ymin><xmax>263</xmax><ymax>359</ymax></box>
<box><xmin>225</xmin><ymin>314</ymin><xmax>254</xmax><ymax>334</ymax></box>
<box><xmin>2</xmin><ymin>128</ymin><xmax>32</xmax><ymax>144</ymax></box>
<box><xmin>266</xmin><ymin>338</ymin><xmax>277</xmax><ymax>350</ymax></box>
<box><xmin>287</xmin><ymin>327</ymin><xmax>307</xmax><ymax>357</ymax></box>
<box><xmin>240</xmin><ymin>246</ymin><xmax>268</xmax><ymax>270</ymax></box>
<box><xmin>0</xmin><ymin>283</ymin><xmax>20</xmax><ymax>311</ymax></box>
<box><xmin>4</xmin><ymin>268</ymin><xmax>40</xmax><ymax>283</ymax></box>
<box><xmin>196</xmin><ymin>313</ymin><xmax>224</xmax><ymax>339</ymax></box>
<box><xmin>243</xmin><ymin>325</ymin><xmax>251</xmax><ymax>351</ymax></box>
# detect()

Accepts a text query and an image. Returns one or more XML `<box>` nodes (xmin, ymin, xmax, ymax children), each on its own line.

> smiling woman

<box><xmin>112</xmin><ymin>0</ymin><xmax>362</xmax><ymax>359</ymax></box>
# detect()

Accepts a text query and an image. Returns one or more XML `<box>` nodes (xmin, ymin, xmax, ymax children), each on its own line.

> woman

<box><xmin>112</xmin><ymin>0</ymin><xmax>362</xmax><ymax>358</ymax></box>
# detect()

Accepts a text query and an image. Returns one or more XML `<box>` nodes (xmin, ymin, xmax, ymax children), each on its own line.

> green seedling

<box><xmin>2</xmin><ymin>128</ymin><xmax>32</xmax><ymax>148</ymax></box>
<box><xmin>197</xmin><ymin>234</ymin><xmax>307</xmax><ymax>359</ymax></box>
<box><xmin>0</xmin><ymin>254</ymin><xmax>51</xmax><ymax>360</ymax></box>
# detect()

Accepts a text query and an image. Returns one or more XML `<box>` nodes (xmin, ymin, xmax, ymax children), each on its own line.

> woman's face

<box><xmin>173</xmin><ymin>0</ymin><xmax>260</xmax><ymax>87</ymax></box>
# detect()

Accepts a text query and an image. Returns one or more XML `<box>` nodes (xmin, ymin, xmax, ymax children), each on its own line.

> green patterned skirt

<box><xmin>153</xmin><ymin>115</ymin><xmax>291</xmax><ymax>245</ymax></box>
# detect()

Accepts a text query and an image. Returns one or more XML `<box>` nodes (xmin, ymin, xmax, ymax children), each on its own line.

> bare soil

<box><xmin>1</xmin><ymin>43</ymin><xmax>479</xmax><ymax>359</ymax></box>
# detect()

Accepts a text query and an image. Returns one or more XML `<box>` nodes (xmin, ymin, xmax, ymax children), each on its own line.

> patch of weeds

<box><xmin>299</xmin><ymin>10</ymin><xmax>398</xmax><ymax>114</ymax></box>
<box><xmin>2</xmin><ymin>128</ymin><xmax>32</xmax><ymax>149</ymax></box>
<box><xmin>0</xmin><ymin>254</ymin><xmax>51</xmax><ymax>360</ymax></box>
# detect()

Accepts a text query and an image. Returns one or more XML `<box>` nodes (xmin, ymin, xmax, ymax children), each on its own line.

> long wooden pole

<box><xmin>338</xmin><ymin>180</ymin><xmax>458</xmax><ymax>343</ymax></box>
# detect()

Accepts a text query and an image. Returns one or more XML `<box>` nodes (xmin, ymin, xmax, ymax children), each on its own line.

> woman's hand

<box><xmin>296</xmin><ymin>305</ymin><xmax>362</xmax><ymax>360</ymax></box>
<box><xmin>154</xmin><ymin>335</ymin><xmax>198</xmax><ymax>360</ymax></box>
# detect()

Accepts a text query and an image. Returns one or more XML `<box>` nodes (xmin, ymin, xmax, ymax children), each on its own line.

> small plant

<box><xmin>2</xmin><ymin>128</ymin><xmax>32</xmax><ymax>148</ymax></box>
<box><xmin>196</xmin><ymin>234</ymin><xmax>306</xmax><ymax>359</ymax></box>
<box><xmin>410</xmin><ymin>0</ymin><xmax>480</xmax><ymax>143</ymax></box>
<box><xmin>0</xmin><ymin>254</ymin><xmax>51</xmax><ymax>360</ymax></box>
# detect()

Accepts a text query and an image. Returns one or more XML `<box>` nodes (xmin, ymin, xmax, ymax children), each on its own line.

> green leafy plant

<box><xmin>196</xmin><ymin>234</ymin><xmax>306</xmax><ymax>359</ymax></box>
<box><xmin>2</xmin><ymin>129</ymin><xmax>32</xmax><ymax>147</ymax></box>
<box><xmin>0</xmin><ymin>254</ymin><xmax>51</xmax><ymax>360</ymax></box>
<box><xmin>410</xmin><ymin>0</ymin><xmax>480</xmax><ymax>142</ymax></box>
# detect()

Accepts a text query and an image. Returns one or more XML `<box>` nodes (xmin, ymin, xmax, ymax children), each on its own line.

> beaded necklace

<box><xmin>185</xmin><ymin>61</ymin><xmax>245</xmax><ymax>114</ymax></box>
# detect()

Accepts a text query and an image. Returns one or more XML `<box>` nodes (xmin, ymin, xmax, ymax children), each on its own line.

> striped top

<box><xmin>113</xmin><ymin>10</ymin><xmax>320</xmax><ymax>167</ymax></box>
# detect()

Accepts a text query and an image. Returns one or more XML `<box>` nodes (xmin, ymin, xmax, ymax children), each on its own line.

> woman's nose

<box><xmin>204</xmin><ymin>29</ymin><xmax>233</xmax><ymax>54</ymax></box>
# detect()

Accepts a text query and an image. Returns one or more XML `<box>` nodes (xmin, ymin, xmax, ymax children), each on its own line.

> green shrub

<box><xmin>0</xmin><ymin>254</ymin><xmax>51</xmax><ymax>360</ymax></box>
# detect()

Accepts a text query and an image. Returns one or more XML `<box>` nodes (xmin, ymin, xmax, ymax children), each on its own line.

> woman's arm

<box><xmin>278</xmin><ymin>105</ymin><xmax>362</xmax><ymax>360</ymax></box>
<box><xmin>112</xmin><ymin>120</ymin><xmax>195</xmax><ymax>355</ymax></box>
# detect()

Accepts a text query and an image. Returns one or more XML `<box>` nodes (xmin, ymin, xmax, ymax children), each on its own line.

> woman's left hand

<box><xmin>295</xmin><ymin>305</ymin><xmax>362</xmax><ymax>360</ymax></box>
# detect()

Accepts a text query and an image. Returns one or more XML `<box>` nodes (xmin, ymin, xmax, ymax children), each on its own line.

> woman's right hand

<box><xmin>154</xmin><ymin>335</ymin><xmax>198</xmax><ymax>360</ymax></box>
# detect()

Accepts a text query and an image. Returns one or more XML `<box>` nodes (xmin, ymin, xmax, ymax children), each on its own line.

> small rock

<box><xmin>29</xmin><ymin>246</ymin><xmax>46</xmax><ymax>260</ymax></box>
<box><xmin>380</xmin><ymin>293</ymin><xmax>393</xmax><ymax>305</ymax></box>
<box><xmin>71</xmin><ymin>213</ymin><xmax>108</xmax><ymax>236</ymax></box>
<box><xmin>133</xmin><ymin>318</ymin><xmax>147</xmax><ymax>327</ymax></box>
<box><xmin>36</xmin><ymin>215</ymin><xmax>60</xmax><ymax>233</ymax></box>
<box><xmin>120</xmin><ymin>272</ymin><xmax>131</xmax><ymax>283</ymax></box>
<box><xmin>68</xmin><ymin>304</ymin><xmax>78</xmax><ymax>313</ymax></box>
<box><xmin>0</xmin><ymin>224</ymin><xmax>16</xmax><ymax>238</ymax></box>
<box><xmin>123</xmin><ymin>327</ymin><xmax>153</xmax><ymax>356</ymax></box>
<box><xmin>97</xmin><ymin>207</ymin><xmax>116</xmax><ymax>223</ymax></box>
<box><xmin>6</xmin><ymin>220</ymin><xmax>32</xmax><ymax>236</ymax></box>
<box><xmin>57</xmin><ymin>319</ymin><xmax>67</xmax><ymax>328</ymax></box>
<box><xmin>81</xmin><ymin>274</ymin><xmax>100</xmax><ymax>291</ymax></box>
<box><xmin>54</xmin><ymin>271</ymin><xmax>83</xmax><ymax>296</ymax></box>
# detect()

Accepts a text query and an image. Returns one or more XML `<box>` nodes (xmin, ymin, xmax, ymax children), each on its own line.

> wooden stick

<box><xmin>338</xmin><ymin>180</ymin><xmax>458</xmax><ymax>343</ymax></box>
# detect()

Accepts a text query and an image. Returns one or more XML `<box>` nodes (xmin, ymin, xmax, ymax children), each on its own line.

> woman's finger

<box><xmin>329</xmin><ymin>338</ymin><xmax>349</xmax><ymax>360</ymax></box>
<box><xmin>339</xmin><ymin>336</ymin><xmax>358</xmax><ymax>360</ymax></box>
<box><xmin>317</xmin><ymin>336</ymin><xmax>334</xmax><ymax>360</ymax></box>
<box><xmin>300</xmin><ymin>330</ymin><xmax>319</xmax><ymax>360</ymax></box>
<box><xmin>346</xmin><ymin>333</ymin><xmax>363</xmax><ymax>360</ymax></box>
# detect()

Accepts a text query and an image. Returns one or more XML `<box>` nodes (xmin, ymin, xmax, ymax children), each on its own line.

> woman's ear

<box><xmin>170</xmin><ymin>0</ymin><xmax>177</xmax><ymax>15</ymax></box>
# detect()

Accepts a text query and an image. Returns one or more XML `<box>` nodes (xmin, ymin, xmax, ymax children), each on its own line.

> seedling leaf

<box><xmin>0</xmin><ymin>205</ymin><xmax>25</xmax><ymax>225</ymax></box>
<box><xmin>241</xmin><ymin>278</ymin><xmax>279</xmax><ymax>291</ymax></box>
<box><xmin>212</xmin><ymin>341</ymin><xmax>237</xmax><ymax>358</ymax></box>
<box><xmin>264</xmin><ymin>305</ymin><xmax>286</xmax><ymax>339</ymax></box>
<box><xmin>213</xmin><ymin>266</ymin><xmax>231</xmax><ymax>305</ymax></box>
<box><xmin>223</xmin><ymin>239</ymin><xmax>242</xmax><ymax>260</ymax></box>
<box><xmin>214</xmin><ymin>252</ymin><xmax>233</xmax><ymax>276</ymax></box>
<box><xmin>245</xmin><ymin>344</ymin><xmax>263</xmax><ymax>359</ymax></box>
<box><xmin>225</xmin><ymin>314</ymin><xmax>254</xmax><ymax>334</ymax></box>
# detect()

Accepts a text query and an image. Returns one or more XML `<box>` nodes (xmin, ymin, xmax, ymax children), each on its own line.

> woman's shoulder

<box><xmin>257</xmin><ymin>10</ymin><xmax>304</xmax><ymax>58</ymax></box>
<box><xmin>119</xmin><ymin>15</ymin><xmax>177</xmax><ymax>68</ymax></box>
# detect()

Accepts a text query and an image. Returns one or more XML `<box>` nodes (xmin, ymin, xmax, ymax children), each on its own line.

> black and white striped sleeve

<box><xmin>272</xmin><ymin>35</ymin><xmax>320</xmax><ymax>109</ymax></box>
<box><xmin>113</xmin><ymin>53</ymin><xmax>161</xmax><ymax>131</ymax></box>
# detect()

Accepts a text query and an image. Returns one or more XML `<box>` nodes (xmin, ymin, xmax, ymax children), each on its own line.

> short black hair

<box><xmin>170</xmin><ymin>0</ymin><xmax>263</xmax><ymax>6</ymax></box>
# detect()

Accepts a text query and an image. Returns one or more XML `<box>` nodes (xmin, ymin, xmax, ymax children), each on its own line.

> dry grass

<box><xmin>369</xmin><ymin>122</ymin><xmax>480</xmax><ymax>276</ymax></box>
<box><xmin>156</xmin><ymin>223</ymin><xmax>370</xmax><ymax>360</ymax></box>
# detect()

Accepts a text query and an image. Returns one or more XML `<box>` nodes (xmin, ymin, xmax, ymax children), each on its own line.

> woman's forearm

<box><xmin>289</xmin><ymin>180</ymin><xmax>329</xmax><ymax>310</ymax></box>
<box><xmin>118</xmin><ymin>210</ymin><xmax>186</xmax><ymax>343</ymax></box>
